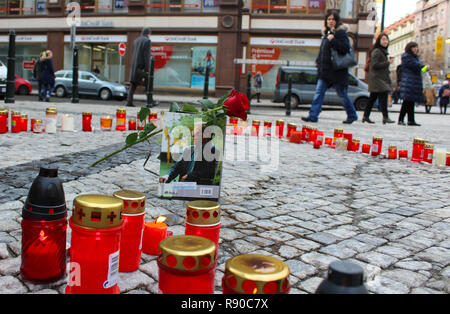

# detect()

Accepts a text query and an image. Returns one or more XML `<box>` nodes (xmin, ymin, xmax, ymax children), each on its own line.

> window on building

<box><xmin>340</xmin><ymin>0</ymin><xmax>355</xmax><ymax>19</ymax></box>
<box><xmin>252</xmin><ymin>0</ymin><xmax>325</xmax><ymax>14</ymax></box>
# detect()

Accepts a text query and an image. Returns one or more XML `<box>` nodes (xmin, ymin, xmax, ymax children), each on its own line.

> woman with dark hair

<box><xmin>302</xmin><ymin>11</ymin><xmax>358</xmax><ymax>124</ymax></box>
<box><xmin>398</xmin><ymin>42</ymin><xmax>426</xmax><ymax>126</ymax></box>
<box><xmin>363</xmin><ymin>32</ymin><xmax>395</xmax><ymax>124</ymax></box>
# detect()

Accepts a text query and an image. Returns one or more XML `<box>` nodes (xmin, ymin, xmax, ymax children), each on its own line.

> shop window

<box><xmin>36</xmin><ymin>0</ymin><xmax>47</xmax><ymax>15</ymax></box>
<box><xmin>0</xmin><ymin>43</ymin><xmax>46</xmax><ymax>82</ymax></box>
<box><xmin>7</xmin><ymin>0</ymin><xmax>21</xmax><ymax>15</ymax></box>
<box><xmin>252</xmin><ymin>0</ymin><xmax>325</xmax><ymax>15</ymax></box>
<box><xmin>252</xmin><ymin>0</ymin><xmax>268</xmax><ymax>14</ymax></box>
<box><xmin>98</xmin><ymin>0</ymin><xmax>113</xmax><ymax>13</ymax></box>
<box><xmin>185</xmin><ymin>0</ymin><xmax>201</xmax><ymax>12</ymax></box>
<box><xmin>147</xmin><ymin>0</ymin><xmax>164</xmax><ymax>12</ymax></box>
<box><xmin>270</xmin><ymin>0</ymin><xmax>287</xmax><ymax>14</ymax></box>
<box><xmin>290</xmin><ymin>0</ymin><xmax>307</xmax><ymax>14</ymax></box>
<box><xmin>340</xmin><ymin>0</ymin><xmax>355</xmax><ymax>19</ymax></box>
<box><xmin>166</xmin><ymin>0</ymin><xmax>182</xmax><ymax>12</ymax></box>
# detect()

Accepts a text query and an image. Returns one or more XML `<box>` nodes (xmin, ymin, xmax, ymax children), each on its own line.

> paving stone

<box><xmin>305</xmin><ymin>232</ymin><xmax>339</xmax><ymax>245</ymax></box>
<box><xmin>380</xmin><ymin>269</ymin><xmax>428</xmax><ymax>288</ymax></box>
<box><xmin>367</xmin><ymin>276</ymin><xmax>410</xmax><ymax>294</ymax></box>
<box><xmin>300</xmin><ymin>252</ymin><xmax>339</xmax><ymax>271</ymax></box>
<box><xmin>118</xmin><ymin>271</ymin><xmax>154</xmax><ymax>292</ymax></box>
<box><xmin>356</xmin><ymin>252</ymin><xmax>398</xmax><ymax>269</ymax></box>
<box><xmin>0</xmin><ymin>276</ymin><xmax>28</xmax><ymax>294</ymax></box>
<box><xmin>416</xmin><ymin>247</ymin><xmax>450</xmax><ymax>265</ymax></box>
<box><xmin>298</xmin><ymin>277</ymin><xmax>323</xmax><ymax>294</ymax></box>
<box><xmin>284</xmin><ymin>260</ymin><xmax>317</xmax><ymax>280</ymax></box>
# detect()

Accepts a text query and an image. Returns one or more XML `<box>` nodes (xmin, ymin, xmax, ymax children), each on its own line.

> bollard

<box><xmin>72</xmin><ymin>45</ymin><xmax>79</xmax><ymax>103</ymax></box>
<box><xmin>203</xmin><ymin>65</ymin><xmax>210</xmax><ymax>99</ymax></box>
<box><xmin>5</xmin><ymin>29</ymin><xmax>16</xmax><ymax>104</ymax></box>
<box><xmin>146</xmin><ymin>56</ymin><xmax>155</xmax><ymax>108</ymax></box>
<box><xmin>246</xmin><ymin>72</ymin><xmax>252</xmax><ymax>114</ymax></box>
<box><xmin>285</xmin><ymin>75</ymin><xmax>292</xmax><ymax>116</ymax></box>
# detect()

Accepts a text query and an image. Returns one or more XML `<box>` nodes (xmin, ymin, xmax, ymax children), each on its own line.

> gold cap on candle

<box><xmin>334</xmin><ymin>128</ymin><xmax>343</xmax><ymax>133</ymax></box>
<box><xmin>223</xmin><ymin>254</ymin><xmax>290</xmax><ymax>294</ymax></box>
<box><xmin>288</xmin><ymin>123</ymin><xmax>297</xmax><ymax>128</ymax></box>
<box><xmin>373</xmin><ymin>136</ymin><xmax>383</xmax><ymax>141</ymax></box>
<box><xmin>353</xmin><ymin>139</ymin><xmax>360</xmax><ymax>143</ymax></box>
<box><xmin>128</xmin><ymin>117</ymin><xmax>137</xmax><ymax>122</ymax></box>
<box><xmin>413</xmin><ymin>138</ymin><xmax>425</xmax><ymax>144</ymax></box>
<box><xmin>388</xmin><ymin>145</ymin><xmax>397</xmax><ymax>150</ymax></box>
<box><xmin>46</xmin><ymin>107</ymin><xmax>57</xmax><ymax>114</ymax></box>
<box><xmin>82</xmin><ymin>112</ymin><xmax>92</xmax><ymax>116</ymax></box>
<box><xmin>186</xmin><ymin>200</ymin><xmax>220</xmax><ymax>226</ymax></box>
<box><xmin>0</xmin><ymin>109</ymin><xmax>8</xmax><ymax>115</ymax></box>
<box><xmin>424</xmin><ymin>144</ymin><xmax>434</xmax><ymax>150</ymax></box>
<box><xmin>20</xmin><ymin>114</ymin><xmax>28</xmax><ymax>119</ymax></box>
<box><xmin>34</xmin><ymin>119</ymin><xmax>42</xmax><ymax>124</ymax></box>
<box><xmin>72</xmin><ymin>194</ymin><xmax>123</xmax><ymax>229</ymax></box>
<box><xmin>276</xmin><ymin>119</ymin><xmax>284</xmax><ymax>124</ymax></box>
<box><xmin>252</xmin><ymin>120</ymin><xmax>260</xmax><ymax>124</ymax></box>
<box><xmin>150</xmin><ymin>112</ymin><xmax>158</xmax><ymax>116</ymax></box>
<box><xmin>158</xmin><ymin>235</ymin><xmax>216</xmax><ymax>272</ymax></box>
<box><xmin>310</xmin><ymin>126</ymin><xmax>318</xmax><ymax>131</ymax></box>
<box><xmin>117</xmin><ymin>108</ymin><xmax>127</xmax><ymax>114</ymax></box>
<box><xmin>113</xmin><ymin>190</ymin><xmax>145</xmax><ymax>215</ymax></box>
<box><xmin>12</xmin><ymin>111</ymin><xmax>21</xmax><ymax>116</ymax></box>
<box><xmin>264</xmin><ymin>120</ymin><xmax>272</xmax><ymax>125</ymax></box>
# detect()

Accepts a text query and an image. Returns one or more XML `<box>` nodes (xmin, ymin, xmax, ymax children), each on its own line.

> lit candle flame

<box><xmin>253</xmin><ymin>287</ymin><xmax>258</xmax><ymax>294</ymax></box>
<box><xmin>156</xmin><ymin>216</ymin><xmax>167</xmax><ymax>224</ymax></box>
<box><xmin>39</xmin><ymin>230</ymin><xmax>48</xmax><ymax>242</ymax></box>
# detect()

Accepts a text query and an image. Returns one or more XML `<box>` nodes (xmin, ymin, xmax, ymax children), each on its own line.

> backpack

<box><xmin>443</xmin><ymin>88</ymin><xmax>450</xmax><ymax>98</ymax></box>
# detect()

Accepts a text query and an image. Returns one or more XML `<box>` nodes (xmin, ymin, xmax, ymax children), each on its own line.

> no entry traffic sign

<box><xmin>119</xmin><ymin>43</ymin><xmax>126</xmax><ymax>56</ymax></box>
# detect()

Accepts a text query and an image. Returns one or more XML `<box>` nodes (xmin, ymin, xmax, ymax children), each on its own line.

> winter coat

<box><xmin>254</xmin><ymin>74</ymin><xmax>263</xmax><ymax>89</ymax></box>
<box><xmin>400</xmin><ymin>52</ymin><xmax>424</xmax><ymax>102</ymax></box>
<box><xmin>33</xmin><ymin>59</ymin><xmax>42</xmax><ymax>81</ymax></box>
<box><xmin>129</xmin><ymin>28</ymin><xmax>151</xmax><ymax>85</ymax></box>
<box><xmin>40</xmin><ymin>58</ymin><xmax>55</xmax><ymax>86</ymax></box>
<box><xmin>367</xmin><ymin>47</ymin><xmax>392</xmax><ymax>93</ymax></box>
<box><xmin>439</xmin><ymin>84</ymin><xmax>450</xmax><ymax>106</ymax></box>
<box><xmin>316</xmin><ymin>24</ymin><xmax>351</xmax><ymax>87</ymax></box>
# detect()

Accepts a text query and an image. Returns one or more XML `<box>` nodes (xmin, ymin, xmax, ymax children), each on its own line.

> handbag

<box><xmin>330</xmin><ymin>47</ymin><xmax>357</xmax><ymax>70</ymax></box>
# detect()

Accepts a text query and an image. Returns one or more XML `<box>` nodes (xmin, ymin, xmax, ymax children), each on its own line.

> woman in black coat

<box><xmin>302</xmin><ymin>11</ymin><xmax>358</xmax><ymax>124</ymax></box>
<box><xmin>439</xmin><ymin>81</ymin><xmax>449</xmax><ymax>114</ymax></box>
<box><xmin>363</xmin><ymin>32</ymin><xmax>394</xmax><ymax>124</ymax></box>
<box><xmin>398</xmin><ymin>42</ymin><xmax>426</xmax><ymax>126</ymax></box>
<box><xmin>40</xmin><ymin>50</ymin><xmax>55</xmax><ymax>102</ymax></box>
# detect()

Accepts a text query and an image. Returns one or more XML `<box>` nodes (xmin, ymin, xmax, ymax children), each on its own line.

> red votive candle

<box><xmin>82</xmin><ymin>112</ymin><xmax>92</xmax><ymax>132</ymax></box>
<box><xmin>0</xmin><ymin>109</ymin><xmax>8</xmax><ymax>133</ymax></box>
<box><xmin>302</xmin><ymin>125</ymin><xmax>309</xmax><ymax>141</ymax></box>
<box><xmin>411</xmin><ymin>138</ymin><xmax>425</xmax><ymax>162</ymax></box>
<box><xmin>423</xmin><ymin>144</ymin><xmax>434</xmax><ymax>164</ymax></box>
<box><xmin>66</xmin><ymin>194</ymin><xmax>123</xmax><ymax>294</ymax></box>
<box><xmin>316</xmin><ymin>130</ymin><xmax>324</xmax><ymax>145</ymax></box>
<box><xmin>276</xmin><ymin>120</ymin><xmax>284</xmax><ymax>138</ymax></box>
<box><xmin>325</xmin><ymin>137</ymin><xmax>333</xmax><ymax>146</ymax></box>
<box><xmin>446</xmin><ymin>153</ymin><xmax>450</xmax><ymax>166</ymax></box>
<box><xmin>343</xmin><ymin>133</ymin><xmax>353</xmax><ymax>151</ymax></box>
<box><xmin>372</xmin><ymin>136</ymin><xmax>383</xmax><ymax>157</ymax></box>
<box><xmin>137</xmin><ymin>113</ymin><xmax>146</xmax><ymax>131</ymax></box>
<box><xmin>388</xmin><ymin>145</ymin><xmax>397</xmax><ymax>160</ymax></box>
<box><xmin>399</xmin><ymin>150</ymin><xmax>408</xmax><ymax>159</ymax></box>
<box><xmin>222</xmin><ymin>254</ymin><xmax>290</xmax><ymax>294</ymax></box>
<box><xmin>116</xmin><ymin>108</ymin><xmax>127</xmax><ymax>131</ymax></box>
<box><xmin>229</xmin><ymin>117</ymin><xmax>238</xmax><ymax>125</ymax></box>
<box><xmin>128</xmin><ymin>118</ymin><xmax>137</xmax><ymax>131</ymax></box>
<box><xmin>314</xmin><ymin>140</ymin><xmax>322</xmax><ymax>149</ymax></box>
<box><xmin>149</xmin><ymin>112</ymin><xmax>158</xmax><ymax>126</ymax></box>
<box><xmin>113</xmin><ymin>190</ymin><xmax>146</xmax><ymax>273</ymax></box>
<box><xmin>309</xmin><ymin>127</ymin><xmax>318</xmax><ymax>143</ymax></box>
<box><xmin>352</xmin><ymin>139</ymin><xmax>360</xmax><ymax>152</ymax></box>
<box><xmin>264</xmin><ymin>121</ymin><xmax>272</xmax><ymax>137</ymax></box>
<box><xmin>158</xmin><ymin>235</ymin><xmax>216</xmax><ymax>294</ymax></box>
<box><xmin>20</xmin><ymin>114</ymin><xmax>28</xmax><ymax>132</ymax></box>
<box><xmin>185</xmin><ymin>200</ymin><xmax>221</xmax><ymax>248</ymax></box>
<box><xmin>287</xmin><ymin>123</ymin><xmax>297</xmax><ymax>139</ymax></box>
<box><xmin>289</xmin><ymin>131</ymin><xmax>303</xmax><ymax>144</ymax></box>
<box><xmin>362</xmin><ymin>144</ymin><xmax>371</xmax><ymax>154</ymax></box>
<box><xmin>142</xmin><ymin>217</ymin><xmax>167</xmax><ymax>255</ymax></box>
<box><xmin>333</xmin><ymin>128</ymin><xmax>343</xmax><ymax>144</ymax></box>
<box><xmin>251</xmin><ymin>120</ymin><xmax>260</xmax><ymax>136</ymax></box>
<box><xmin>11</xmin><ymin>111</ymin><xmax>21</xmax><ymax>133</ymax></box>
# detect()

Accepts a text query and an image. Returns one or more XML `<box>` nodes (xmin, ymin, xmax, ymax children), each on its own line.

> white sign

<box><xmin>250</xmin><ymin>37</ymin><xmax>322</xmax><ymax>47</ymax></box>
<box><xmin>151</xmin><ymin>35</ymin><xmax>218</xmax><ymax>44</ymax></box>
<box><xmin>0</xmin><ymin>35</ymin><xmax>48</xmax><ymax>43</ymax></box>
<box><xmin>64</xmin><ymin>35</ymin><xmax>127</xmax><ymax>43</ymax></box>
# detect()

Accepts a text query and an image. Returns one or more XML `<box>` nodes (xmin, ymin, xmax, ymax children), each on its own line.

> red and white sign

<box><xmin>151</xmin><ymin>46</ymin><xmax>174</xmax><ymax>70</ymax></box>
<box><xmin>23</xmin><ymin>60</ymin><xmax>36</xmax><ymax>70</ymax></box>
<box><xmin>250</xmin><ymin>47</ymin><xmax>281</xmax><ymax>76</ymax></box>
<box><xmin>119</xmin><ymin>43</ymin><xmax>126</xmax><ymax>56</ymax></box>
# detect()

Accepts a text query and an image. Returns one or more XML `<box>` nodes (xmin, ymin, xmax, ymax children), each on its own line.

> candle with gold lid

<box><xmin>185</xmin><ymin>200</ymin><xmax>221</xmax><ymax>248</ymax></box>
<box><xmin>222</xmin><ymin>254</ymin><xmax>290</xmax><ymax>294</ymax></box>
<box><xmin>11</xmin><ymin>111</ymin><xmax>21</xmax><ymax>133</ymax></box>
<box><xmin>45</xmin><ymin>107</ymin><xmax>57</xmax><ymax>134</ymax></box>
<box><xmin>20</xmin><ymin>114</ymin><xmax>28</xmax><ymax>132</ymax></box>
<box><xmin>411</xmin><ymin>138</ymin><xmax>425</xmax><ymax>163</ymax></box>
<box><xmin>333</xmin><ymin>128</ymin><xmax>343</xmax><ymax>144</ymax></box>
<box><xmin>82</xmin><ymin>112</ymin><xmax>92</xmax><ymax>132</ymax></box>
<box><xmin>263</xmin><ymin>121</ymin><xmax>272</xmax><ymax>137</ymax></box>
<box><xmin>275</xmin><ymin>119</ymin><xmax>284</xmax><ymax>138</ymax></box>
<box><xmin>388</xmin><ymin>145</ymin><xmax>397</xmax><ymax>160</ymax></box>
<box><xmin>286</xmin><ymin>123</ymin><xmax>297</xmax><ymax>139</ymax></box>
<box><xmin>423</xmin><ymin>144</ymin><xmax>434</xmax><ymax>164</ymax></box>
<box><xmin>116</xmin><ymin>108</ymin><xmax>127</xmax><ymax>131</ymax></box>
<box><xmin>33</xmin><ymin>119</ymin><xmax>43</xmax><ymax>133</ymax></box>
<box><xmin>158</xmin><ymin>235</ymin><xmax>216</xmax><ymax>294</ymax></box>
<box><xmin>128</xmin><ymin>117</ymin><xmax>137</xmax><ymax>131</ymax></box>
<box><xmin>352</xmin><ymin>139</ymin><xmax>360</xmax><ymax>152</ymax></box>
<box><xmin>113</xmin><ymin>190</ymin><xmax>146</xmax><ymax>272</ymax></box>
<box><xmin>372</xmin><ymin>136</ymin><xmax>383</xmax><ymax>157</ymax></box>
<box><xmin>251</xmin><ymin>120</ymin><xmax>260</xmax><ymax>137</ymax></box>
<box><xmin>0</xmin><ymin>109</ymin><xmax>8</xmax><ymax>133</ymax></box>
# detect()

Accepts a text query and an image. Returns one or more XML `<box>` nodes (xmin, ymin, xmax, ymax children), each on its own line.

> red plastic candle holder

<box><xmin>264</xmin><ymin>121</ymin><xmax>272</xmax><ymax>137</ymax></box>
<box><xmin>251</xmin><ymin>120</ymin><xmax>260</xmax><ymax>137</ymax></box>
<box><xmin>446</xmin><ymin>153</ymin><xmax>450</xmax><ymax>166</ymax></box>
<box><xmin>315</xmin><ymin>130</ymin><xmax>324</xmax><ymax>145</ymax></box>
<box><xmin>113</xmin><ymin>190</ymin><xmax>146</xmax><ymax>273</ymax></box>
<box><xmin>11</xmin><ymin>111</ymin><xmax>21</xmax><ymax>133</ymax></box>
<box><xmin>185</xmin><ymin>200</ymin><xmax>221</xmax><ymax>248</ymax></box>
<box><xmin>302</xmin><ymin>125</ymin><xmax>309</xmax><ymax>142</ymax></box>
<box><xmin>352</xmin><ymin>139</ymin><xmax>360</xmax><ymax>152</ymax></box>
<box><xmin>142</xmin><ymin>217</ymin><xmax>167</xmax><ymax>255</ymax></box>
<box><xmin>116</xmin><ymin>108</ymin><xmax>127</xmax><ymax>131</ymax></box>
<box><xmin>313</xmin><ymin>140</ymin><xmax>322</xmax><ymax>149</ymax></box>
<box><xmin>286</xmin><ymin>123</ymin><xmax>297</xmax><ymax>139</ymax></box>
<box><xmin>82</xmin><ymin>112</ymin><xmax>92</xmax><ymax>132</ymax></box>
<box><xmin>362</xmin><ymin>144</ymin><xmax>371</xmax><ymax>154</ymax></box>
<box><xmin>275</xmin><ymin>120</ymin><xmax>284</xmax><ymax>138</ymax></box>
<box><xmin>289</xmin><ymin>131</ymin><xmax>303</xmax><ymax>144</ymax></box>
<box><xmin>0</xmin><ymin>109</ymin><xmax>8</xmax><ymax>133</ymax></box>
<box><xmin>325</xmin><ymin>137</ymin><xmax>333</xmax><ymax>146</ymax></box>
<box><xmin>411</xmin><ymin>138</ymin><xmax>425</xmax><ymax>163</ymax></box>
<box><xmin>222</xmin><ymin>254</ymin><xmax>290</xmax><ymax>294</ymax></box>
<box><xmin>343</xmin><ymin>133</ymin><xmax>353</xmax><ymax>151</ymax></box>
<box><xmin>333</xmin><ymin>128</ymin><xmax>343</xmax><ymax>144</ymax></box>
<box><xmin>388</xmin><ymin>145</ymin><xmax>397</xmax><ymax>160</ymax></box>
<box><xmin>66</xmin><ymin>195</ymin><xmax>124</xmax><ymax>294</ymax></box>
<box><xmin>423</xmin><ymin>144</ymin><xmax>434</xmax><ymax>164</ymax></box>
<box><xmin>399</xmin><ymin>150</ymin><xmax>408</xmax><ymax>159</ymax></box>
<box><xmin>372</xmin><ymin>136</ymin><xmax>383</xmax><ymax>157</ymax></box>
<box><xmin>149</xmin><ymin>112</ymin><xmax>158</xmax><ymax>126</ymax></box>
<box><xmin>158</xmin><ymin>235</ymin><xmax>216</xmax><ymax>294</ymax></box>
<box><xmin>128</xmin><ymin>118</ymin><xmax>137</xmax><ymax>131</ymax></box>
<box><xmin>20</xmin><ymin>114</ymin><xmax>28</xmax><ymax>132</ymax></box>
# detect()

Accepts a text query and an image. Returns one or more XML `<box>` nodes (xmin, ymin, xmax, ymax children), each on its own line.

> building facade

<box><xmin>0</xmin><ymin>0</ymin><xmax>377</xmax><ymax>96</ymax></box>
<box><xmin>414</xmin><ymin>0</ymin><xmax>450</xmax><ymax>80</ymax></box>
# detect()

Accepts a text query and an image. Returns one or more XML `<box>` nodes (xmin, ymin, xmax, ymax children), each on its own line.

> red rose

<box><xmin>223</xmin><ymin>90</ymin><xmax>250</xmax><ymax>121</ymax></box>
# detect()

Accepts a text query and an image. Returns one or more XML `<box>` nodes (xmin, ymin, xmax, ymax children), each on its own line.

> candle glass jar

<box><xmin>116</xmin><ymin>108</ymin><xmax>127</xmax><ymax>131</ymax></box>
<box><xmin>446</xmin><ymin>153</ymin><xmax>450</xmax><ymax>167</ymax></box>
<box><xmin>333</xmin><ymin>128</ymin><xmax>343</xmax><ymax>144</ymax></box>
<box><xmin>11</xmin><ymin>111</ymin><xmax>21</xmax><ymax>133</ymax></box>
<box><xmin>20</xmin><ymin>167</ymin><xmax>67</xmax><ymax>284</ymax></box>
<box><xmin>0</xmin><ymin>109</ymin><xmax>8</xmax><ymax>133</ymax></box>
<box><xmin>309</xmin><ymin>127</ymin><xmax>317</xmax><ymax>143</ymax></box>
<box><xmin>33</xmin><ymin>119</ymin><xmax>44</xmax><ymax>133</ymax></box>
<box><xmin>313</xmin><ymin>140</ymin><xmax>322</xmax><ymax>149</ymax></box>
<box><xmin>113</xmin><ymin>190</ymin><xmax>146</xmax><ymax>273</ymax></box>
<box><xmin>82</xmin><ymin>112</ymin><xmax>92</xmax><ymax>132</ymax></box>
<box><xmin>149</xmin><ymin>112</ymin><xmax>158</xmax><ymax>126</ymax></box>
<box><xmin>100</xmin><ymin>115</ymin><xmax>113</xmax><ymax>131</ymax></box>
<box><xmin>45</xmin><ymin>107</ymin><xmax>57</xmax><ymax>134</ymax></box>
<box><xmin>128</xmin><ymin>118</ymin><xmax>137</xmax><ymax>131</ymax></box>
<box><xmin>286</xmin><ymin>123</ymin><xmax>297</xmax><ymax>139</ymax></box>
<box><xmin>289</xmin><ymin>131</ymin><xmax>303</xmax><ymax>144</ymax></box>
<box><xmin>158</xmin><ymin>235</ymin><xmax>216</xmax><ymax>294</ymax></box>
<box><xmin>66</xmin><ymin>194</ymin><xmax>123</xmax><ymax>294</ymax></box>
<box><xmin>137</xmin><ymin>113</ymin><xmax>146</xmax><ymax>130</ymax></box>
<box><xmin>399</xmin><ymin>150</ymin><xmax>408</xmax><ymax>159</ymax></box>
<box><xmin>372</xmin><ymin>136</ymin><xmax>383</xmax><ymax>157</ymax></box>
<box><xmin>222</xmin><ymin>254</ymin><xmax>290</xmax><ymax>294</ymax></box>
<box><xmin>302</xmin><ymin>125</ymin><xmax>309</xmax><ymax>142</ymax></box>
<box><xmin>343</xmin><ymin>133</ymin><xmax>353</xmax><ymax>151</ymax></box>
<box><xmin>185</xmin><ymin>200</ymin><xmax>221</xmax><ymax>248</ymax></box>
<box><xmin>275</xmin><ymin>120</ymin><xmax>284</xmax><ymax>138</ymax></box>
<box><xmin>352</xmin><ymin>139</ymin><xmax>360</xmax><ymax>152</ymax></box>
<box><xmin>423</xmin><ymin>144</ymin><xmax>434</xmax><ymax>164</ymax></box>
<box><xmin>20</xmin><ymin>114</ymin><xmax>28</xmax><ymax>132</ymax></box>
<box><xmin>264</xmin><ymin>121</ymin><xmax>272</xmax><ymax>137</ymax></box>
<box><xmin>362</xmin><ymin>144</ymin><xmax>371</xmax><ymax>154</ymax></box>
<box><xmin>325</xmin><ymin>138</ymin><xmax>333</xmax><ymax>146</ymax></box>
<box><xmin>315</xmin><ymin>130</ymin><xmax>324</xmax><ymax>145</ymax></box>
<box><xmin>411</xmin><ymin>138</ymin><xmax>425</xmax><ymax>163</ymax></box>
<box><xmin>388</xmin><ymin>145</ymin><xmax>397</xmax><ymax>160</ymax></box>
<box><xmin>251</xmin><ymin>120</ymin><xmax>260</xmax><ymax>137</ymax></box>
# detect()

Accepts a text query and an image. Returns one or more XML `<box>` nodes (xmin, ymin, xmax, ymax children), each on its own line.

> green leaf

<box><xmin>181</xmin><ymin>104</ymin><xmax>200</xmax><ymax>113</ymax></box>
<box><xmin>126</xmin><ymin>133</ymin><xmax>139</xmax><ymax>146</ymax></box>
<box><xmin>194</xmin><ymin>99</ymin><xmax>215</xmax><ymax>110</ymax></box>
<box><xmin>169</xmin><ymin>102</ymin><xmax>180</xmax><ymax>112</ymax></box>
<box><xmin>139</xmin><ymin>123</ymin><xmax>157</xmax><ymax>139</ymax></box>
<box><xmin>138</xmin><ymin>107</ymin><xmax>150</xmax><ymax>122</ymax></box>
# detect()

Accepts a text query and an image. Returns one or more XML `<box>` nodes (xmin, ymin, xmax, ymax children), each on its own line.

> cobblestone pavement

<box><xmin>0</xmin><ymin>100</ymin><xmax>449</xmax><ymax>294</ymax></box>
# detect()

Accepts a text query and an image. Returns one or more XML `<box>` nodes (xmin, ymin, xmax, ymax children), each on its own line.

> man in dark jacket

<box><xmin>33</xmin><ymin>51</ymin><xmax>44</xmax><ymax>101</ymax></box>
<box><xmin>126</xmin><ymin>27</ymin><xmax>151</xmax><ymax>107</ymax></box>
<box><xmin>439</xmin><ymin>80</ymin><xmax>449</xmax><ymax>114</ymax></box>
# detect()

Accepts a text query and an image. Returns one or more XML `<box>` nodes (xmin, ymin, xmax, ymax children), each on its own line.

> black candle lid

<box><xmin>327</xmin><ymin>261</ymin><xmax>364</xmax><ymax>287</ymax></box>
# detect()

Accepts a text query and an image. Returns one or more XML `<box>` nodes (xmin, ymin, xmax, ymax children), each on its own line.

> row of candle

<box><xmin>0</xmin><ymin>107</ymin><xmax>158</xmax><ymax>134</ymax></box>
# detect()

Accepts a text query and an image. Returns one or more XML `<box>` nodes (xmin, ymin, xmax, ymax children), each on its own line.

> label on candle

<box><xmin>372</xmin><ymin>144</ymin><xmax>378</xmax><ymax>153</ymax></box>
<box><xmin>117</xmin><ymin>118</ymin><xmax>125</xmax><ymax>127</ymax></box>
<box><xmin>103</xmin><ymin>250</ymin><xmax>120</xmax><ymax>289</ymax></box>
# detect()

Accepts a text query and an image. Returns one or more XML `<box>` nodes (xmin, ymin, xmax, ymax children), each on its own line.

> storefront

<box><xmin>248</xmin><ymin>37</ymin><xmax>321</xmax><ymax>93</ymax></box>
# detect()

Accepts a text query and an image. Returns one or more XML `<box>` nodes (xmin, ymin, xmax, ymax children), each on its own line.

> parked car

<box><xmin>0</xmin><ymin>61</ymin><xmax>6</xmax><ymax>99</ymax></box>
<box><xmin>54</xmin><ymin>70</ymin><xmax>128</xmax><ymax>100</ymax></box>
<box><xmin>273</xmin><ymin>67</ymin><xmax>370</xmax><ymax>111</ymax></box>
<box><xmin>15</xmin><ymin>74</ymin><xmax>32</xmax><ymax>95</ymax></box>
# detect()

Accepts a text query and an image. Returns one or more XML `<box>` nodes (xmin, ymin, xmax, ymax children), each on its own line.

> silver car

<box><xmin>54</xmin><ymin>70</ymin><xmax>128</xmax><ymax>100</ymax></box>
<box><xmin>273</xmin><ymin>67</ymin><xmax>370</xmax><ymax>111</ymax></box>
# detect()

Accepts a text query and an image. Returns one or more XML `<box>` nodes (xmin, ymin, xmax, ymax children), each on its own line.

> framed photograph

<box><xmin>158</xmin><ymin>111</ymin><xmax>225</xmax><ymax>200</ymax></box>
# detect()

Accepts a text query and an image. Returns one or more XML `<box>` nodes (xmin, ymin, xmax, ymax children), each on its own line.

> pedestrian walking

<box><xmin>125</xmin><ymin>27</ymin><xmax>151</xmax><ymax>107</ymax></box>
<box><xmin>439</xmin><ymin>80</ymin><xmax>449</xmax><ymax>114</ymax></box>
<box><xmin>302</xmin><ymin>11</ymin><xmax>358</xmax><ymax>124</ymax></box>
<box><xmin>33</xmin><ymin>51</ymin><xmax>45</xmax><ymax>101</ymax></box>
<box><xmin>40</xmin><ymin>50</ymin><xmax>55</xmax><ymax>102</ymax></box>
<box><xmin>362</xmin><ymin>32</ymin><xmax>395</xmax><ymax>124</ymax></box>
<box><xmin>422</xmin><ymin>68</ymin><xmax>435</xmax><ymax>114</ymax></box>
<box><xmin>253</xmin><ymin>71</ymin><xmax>263</xmax><ymax>103</ymax></box>
<box><xmin>398</xmin><ymin>42</ymin><xmax>426</xmax><ymax>126</ymax></box>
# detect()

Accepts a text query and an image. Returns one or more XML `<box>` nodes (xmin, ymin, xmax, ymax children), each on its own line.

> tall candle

<box><xmin>343</xmin><ymin>133</ymin><xmax>353</xmax><ymax>151</ymax></box>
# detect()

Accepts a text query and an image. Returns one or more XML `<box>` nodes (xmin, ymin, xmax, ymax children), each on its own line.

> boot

<box><xmin>383</xmin><ymin>117</ymin><xmax>394</xmax><ymax>124</ymax></box>
<box><xmin>362</xmin><ymin>116</ymin><xmax>375</xmax><ymax>124</ymax></box>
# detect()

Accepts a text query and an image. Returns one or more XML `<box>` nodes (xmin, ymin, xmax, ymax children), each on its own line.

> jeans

<box><xmin>41</xmin><ymin>84</ymin><xmax>54</xmax><ymax>100</ymax></box>
<box><xmin>308</xmin><ymin>79</ymin><xmax>358</xmax><ymax>122</ymax></box>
